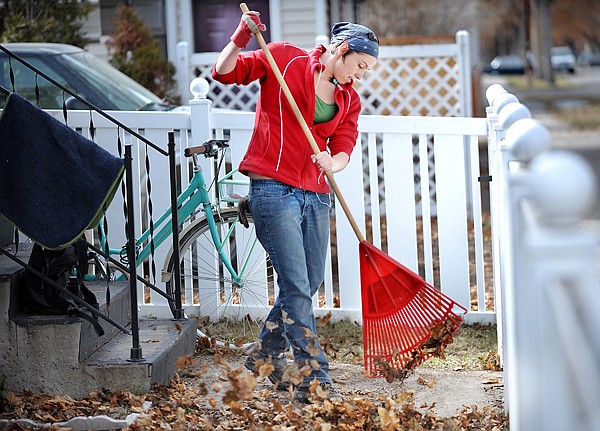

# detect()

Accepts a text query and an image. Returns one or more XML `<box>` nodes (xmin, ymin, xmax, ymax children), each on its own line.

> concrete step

<box><xmin>10</xmin><ymin>280</ymin><xmax>131</xmax><ymax>362</ymax></box>
<box><xmin>77</xmin><ymin>280</ymin><xmax>131</xmax><ymax>361</ymax></box>
<box><xmin>1</xmin><ymin>242</ymin><xmax>132</xmax><ymax>362</ymax></box>
<box><xmin>0</xmin><ymin>242</ymin><xmax>32</xmax><ymax>320</ymax></box>
<box><xmin>2</xmin><ymin>315</ymin><xmax>197</xmax><ymax>398</ymax></box>
<box><xmin>81</xmin><ymin>318</ymin><xmax>197</xmax><ymax>396</ymax></box>
<box><xmin>0</xmin><ymin>243</ymin><xmax>197</xmax><ymax>398</ymax></box>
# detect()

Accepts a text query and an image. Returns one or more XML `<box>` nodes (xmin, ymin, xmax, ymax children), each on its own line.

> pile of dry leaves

<box><xmin>372</xmin><ymin>318</ymin><xmax>461</xmax><ymax>383</ymax></box>
<box><xmin>1</xmin><ymin>346</ymin><xmax>508</xmax><ymax>431</ymax></box>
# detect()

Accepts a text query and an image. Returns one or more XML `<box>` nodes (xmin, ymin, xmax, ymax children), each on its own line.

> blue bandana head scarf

<box><xmin>330</xmin><ymin>22</ymin><xmax>379</xmax><ymax>59</ymax></box>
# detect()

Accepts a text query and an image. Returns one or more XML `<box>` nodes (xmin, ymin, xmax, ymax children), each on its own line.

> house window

<box><xmin>192</xmin><ymin>0</ymin><xmax>270</xmax><ymax>52</ymax></box>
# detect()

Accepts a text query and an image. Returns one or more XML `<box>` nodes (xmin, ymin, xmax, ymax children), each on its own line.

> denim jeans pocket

<box><xmin>315</xmin><ymin>192</ymin><xmax>332</xmax><ymax>208</ymax></box>
<box><xmin>249</xmin><ymin>180</ymin><xmax>293</xmax><ymax>199</ymax></box>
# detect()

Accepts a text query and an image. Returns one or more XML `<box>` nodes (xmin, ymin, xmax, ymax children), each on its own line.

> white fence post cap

<box><xmin>190</xmin><ymin>77</ymin><xmax>210</xmax><ymax>99</ymax></box>
<box><xmin>492</xmin><ymin>92</ymin><xmax>519</xmax><ymax>115</ymax></box>
<box><xmin>486</xmin><ymin>84</ymin><xmax>507</xmax><ymax>105</ymax></box>
<box><xmin>529</xmin><ymin>150</ymin><xmax>597</xmax><ymax>225</ymax></box>
<box><xmin>506</xmin><ymin>118</ymin><xmax>551</xmax><ymax>162</ymax></box>
<box><xmin>498</xmin><ymin>102</ymin><xmax>531</xmax><ymax>130</ymax></box>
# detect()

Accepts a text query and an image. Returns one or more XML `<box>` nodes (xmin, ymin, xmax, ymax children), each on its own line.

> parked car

<box><xmin>484</xmin><ymin>55</ymin><xmax>525</xmax><ymax>75</ymax></box>
<box><xmin>551</xmin><ymin>46</ymin><xmax>576</xmax><ymax>73</ymax></box>
<box><xmin>578</xmin><ymin>51</ymin><xmax>600</xmax><ymax>67</ymax></box>
<box><xmin>0</xmin><ymin>43</ymin><xmax>175</xmax><ymax>110</ymax></box>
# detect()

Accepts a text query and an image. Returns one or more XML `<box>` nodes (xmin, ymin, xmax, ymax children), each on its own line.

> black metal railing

<box><xmin>0</xmin><ymin>44</ymin><xmax>185</xmax><ymax>362</ymax></box>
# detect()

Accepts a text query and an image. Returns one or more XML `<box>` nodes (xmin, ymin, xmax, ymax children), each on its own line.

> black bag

<box><xmin>20</xmin><ymin>238</ymin><xmax>105</xmax><ymax>336</ymax></box>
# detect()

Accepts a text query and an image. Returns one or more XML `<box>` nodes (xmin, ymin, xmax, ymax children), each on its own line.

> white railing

<box><xmin>486</xmin><ymin>84</ymin><xmax>600</xmax><ymax>431</ymax></box>
<box><xmin>46</xmin><ymin>78</ymin><xmax>492</xmax><ymax>324</ymax></box>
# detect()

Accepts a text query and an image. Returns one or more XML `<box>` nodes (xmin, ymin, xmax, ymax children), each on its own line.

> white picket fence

<box><xmin>176</xmin><ymin>32</ymin><xmax>473</xmax><ymax>217</ymax></box>
<box><xmin>45</xmin><ymin>78</ymin><xmax>491</xmax><ymax>324</ymax></box>
<box><xmin>486</xmin><ymin>84</ymin><xmax>600</xmax><ymax>430</ymax></box>
<box><xmin>43</xmin><ymin>79</ymin><xmax>600</xmax><ymax>428</ymax></box>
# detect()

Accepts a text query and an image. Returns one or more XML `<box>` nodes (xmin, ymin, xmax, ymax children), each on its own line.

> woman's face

<box><xmin>332</xmin><ymin>44</ymin><xmax>378</xmax><ymax>85</ymax></box>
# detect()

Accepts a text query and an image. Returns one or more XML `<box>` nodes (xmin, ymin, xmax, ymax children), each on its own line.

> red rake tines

<box><xmin>359</xmin><ymin>241</ymin><xmax>468</xmax><ymax>379</ymax></box>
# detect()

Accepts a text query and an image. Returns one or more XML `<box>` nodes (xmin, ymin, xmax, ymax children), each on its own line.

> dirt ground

<box><xmin>185</xmin><ymin>351</ymin><xmax>505</xmax><ymax>419</ymax></box>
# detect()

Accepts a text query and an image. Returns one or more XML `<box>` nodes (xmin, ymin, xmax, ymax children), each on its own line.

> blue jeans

<box><xmin>248</xmin><ymin>179</ymin><xmax>332</xmax><ymax>385</ymax></box>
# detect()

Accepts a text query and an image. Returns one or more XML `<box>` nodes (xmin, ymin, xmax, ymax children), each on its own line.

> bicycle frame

<box><xmin>93</xmin><ymin>144</ymin><xmax>253</xmax><ymax>289</ymax></box>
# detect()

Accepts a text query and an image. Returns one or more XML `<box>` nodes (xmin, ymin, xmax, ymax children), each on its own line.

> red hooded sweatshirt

<box><xmin>212</xmin><ymin>42</ymin><xmax>361</xmax><ymax>194</ymax></box>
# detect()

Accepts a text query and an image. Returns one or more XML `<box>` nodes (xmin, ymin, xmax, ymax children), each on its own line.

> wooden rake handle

<box><xmin>239</xmin><ymin>3</ymin><xmax>365</xmax><ymax>243</ymax></box>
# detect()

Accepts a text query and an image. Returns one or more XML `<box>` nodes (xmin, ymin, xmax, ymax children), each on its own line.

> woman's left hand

<box><xmin>311</xmin><ymin>151</ymin><xmax>333</xmax><ymax>172</ymax></box>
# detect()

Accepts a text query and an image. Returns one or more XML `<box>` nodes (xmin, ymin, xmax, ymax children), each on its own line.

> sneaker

<box><xmin>294</xmin><ymin>381</ymin><xmax>343</xmax><ymax>404</ymax></box>
<box><xmin>244</xmin><ymin>354</ymin><xmax>290</xmax><ymax>391</ymax></box>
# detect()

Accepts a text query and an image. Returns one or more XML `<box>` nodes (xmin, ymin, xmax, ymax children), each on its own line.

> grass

<box><xmin>504</xmin><ymin>74</ymin><xmax>573</xmax><ymax>89</ymax></box>
<box><xmin>553</xmin><ymin>102</ymin><xmax>600</xmax><ymax>130</ymax></box>
<box><xmin>202</xmin><ymin>317</ymin><xmax>500</xmax><ymax>372</ymax></box>
<box><xmin>422</xmin><ymin>323</ymin><xmax>499</xmax><ymax>371</ymax></box>
<box><xmin>502</xmin><ymin>74</ymin><xmax>600</xmax><ymax>131</ymax></box>
<box><xmin>315</xmin><ymin>318</ymin><xmax>499</xmax><ymax>371</ymax></box>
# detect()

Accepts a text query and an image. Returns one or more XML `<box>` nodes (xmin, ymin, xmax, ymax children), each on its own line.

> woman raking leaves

<box><xmin>212</xmin><ymin>8</ymin><xmax>379</xmax><ymax>403</ymax></box>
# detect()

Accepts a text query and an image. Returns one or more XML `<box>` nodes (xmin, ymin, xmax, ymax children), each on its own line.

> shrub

<box><xmin>107</xmin><ymin>4</ymin><xmax>176</xmax><ymax>101</ymax></box>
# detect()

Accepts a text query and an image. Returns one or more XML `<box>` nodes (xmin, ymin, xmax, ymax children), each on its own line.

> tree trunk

<box><xmin>523</xmin><ymin>0</ymin><xmax>534</xmax><ymax>86</ymax></box>
<box><xmin>530</xmin><ymin>0</ymin><xmax>555</xmax><ymax>84</ymax></box>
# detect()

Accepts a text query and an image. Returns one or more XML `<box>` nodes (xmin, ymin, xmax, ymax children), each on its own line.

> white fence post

<box><xmin>189</xmin><ymin>76</ymin><xmax>214</xmax><ymax>180</ymax></box>
<box><xmin>487</xmin><ymin>84</ymin><xmax>600</xmax><ymax>431</ymax></box>
<box><xmin>523</xmin><ymin>150</ymin><xmax>600</xmax><ymax>431</ymax></box>
<box><xmin>486</xmin><ymin>83</ymin><xmax>531</xmax><ymax>396</ymax></box>
<box><xmin>189</xmin><ymin>77</ymin><xmax>212</xmax><ymax>144</ymax></box>
<box><xmin>456</xmin><ymin>30</ymin><xmax>472</xmax><ymax>118</ymax></box>
<box><xmin>176</xmin><ymin>41</ymin><xmax>191</xmax><ymax>104</ymax></box>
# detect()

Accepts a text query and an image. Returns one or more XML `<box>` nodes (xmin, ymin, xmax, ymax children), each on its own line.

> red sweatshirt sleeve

<box><xmin>327</xmin><ymin>89</ymin><xmax>361</xmax><ymax>158</ymax></box>
<box><xmin>212</xmin><ymin>43</ymin><xmax>288</xmax><ymax>86</ymax></box>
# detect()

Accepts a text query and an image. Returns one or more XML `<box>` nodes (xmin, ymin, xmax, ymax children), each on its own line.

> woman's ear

<box><xmin>338</xmin><ymin>42</ymin><xmax>349</xmax><ymax>55</ymax></box>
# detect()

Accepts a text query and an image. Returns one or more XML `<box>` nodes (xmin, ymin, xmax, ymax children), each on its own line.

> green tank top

<box><xmin>314</xmin><ymin>95</ymin><xmax>337</xmax><ymax>124</ymax></box>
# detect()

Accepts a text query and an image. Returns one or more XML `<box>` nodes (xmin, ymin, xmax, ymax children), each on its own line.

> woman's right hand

<box><xmin>231</xmin><ymin>11</ymin><xmax>266</xmax><ymax>49</ymax></box>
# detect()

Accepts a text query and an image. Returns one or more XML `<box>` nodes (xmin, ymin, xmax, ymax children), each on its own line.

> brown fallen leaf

<box><xmin>416</xmin><ymin>375</ymin><xmax>436</xmax><ymax>388</ymax></box>
<box><xmin>318</xmin><ymin>311</ymin><xmax>333</xmax><ymax>326</ymax></box>
<box><xmin>176</xmin><ymin>355</ymin><xmax>194</xmax><ymax>371</ymax></box>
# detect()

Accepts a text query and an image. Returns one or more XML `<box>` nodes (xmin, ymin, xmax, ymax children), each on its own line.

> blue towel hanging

<box><xmin>0</xmin><ymin>92</ymin><xmax>124</xmax><ymax>250</ymax></box>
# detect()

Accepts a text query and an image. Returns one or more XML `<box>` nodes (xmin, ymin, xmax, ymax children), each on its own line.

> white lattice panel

<box><xmin>361</xmin><ymin>56</ymin><xmax>460</xmax><ymax>116</ymax></box>
<box><xmin>193</xmin><ymin>60</ymin><xmax>260</xmax><ymax>111</ymax></box>
<box><xmin>187</xmin><ymin>32</ymin><xmax>471</xmax><ymax>117</ymax></box>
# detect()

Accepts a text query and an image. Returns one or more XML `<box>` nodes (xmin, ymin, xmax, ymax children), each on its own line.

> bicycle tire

<box><xmin>165</xmin><ymin>208</ymin><xmax>275</xmax><ymax>349</ymax></box>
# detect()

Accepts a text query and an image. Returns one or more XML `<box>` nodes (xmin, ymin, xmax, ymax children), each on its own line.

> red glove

<box><xmin>230</xmin><ymin>12</ymin><xmax>266</xmax><ymax>49</ymax></box>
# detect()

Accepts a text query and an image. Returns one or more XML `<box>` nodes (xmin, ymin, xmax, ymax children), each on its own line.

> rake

<box><xmin>359</xmin><ymin>241</ymin><xmax>467</xmax><ymax>378</ymax></box>
<box><xmin>240</xmin><ymin>3</ymin><xmax>467</xmax><ymax>378</ymax></box>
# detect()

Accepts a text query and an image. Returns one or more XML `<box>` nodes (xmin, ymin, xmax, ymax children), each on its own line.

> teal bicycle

<box><xmin>91</xmin><ymin>139</ymin><xmax>274</xmax><ymax>349</ymax></box>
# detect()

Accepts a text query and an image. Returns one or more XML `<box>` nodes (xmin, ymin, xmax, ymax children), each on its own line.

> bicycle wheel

<box><xmin>165</xmin><ymin>208</ymin><xmax>275</xmax><ymax>349</ymax></box>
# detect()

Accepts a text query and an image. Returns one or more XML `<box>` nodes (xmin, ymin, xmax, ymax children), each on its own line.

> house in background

<box><xmin>81</xmin><ymin>0</ymin><xmax>477</xmax><ymax>117</ymax></box>
<box><xmin>81</xmin><ymin>0</ymin><xmax>365</xmax><ymax>101</ymax></box>
<box><xmin>83</xmin><ymin>0</ymin><xmax>359</xmax><ymax>65</ymax></box>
